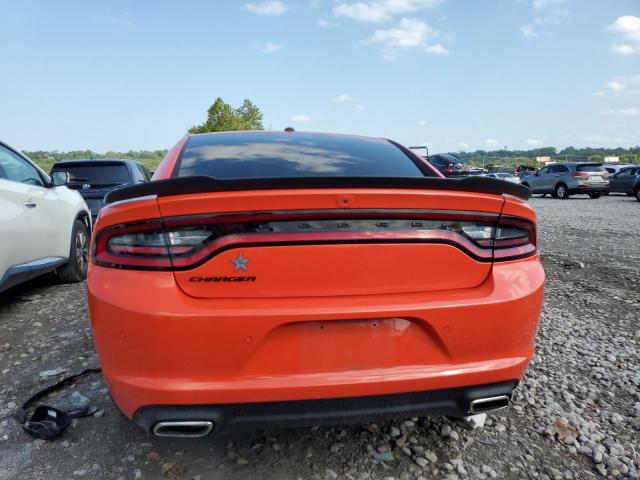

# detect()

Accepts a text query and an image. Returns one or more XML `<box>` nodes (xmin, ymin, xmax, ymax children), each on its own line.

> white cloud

<box><xmin>609</xmin><ymin>15</ymin><xmax>640</xmax><ymax>55</ymax></box>
<box><xmin>417</xmin><ymin>120</ymin><xmax>427</xmax><ymax>126</ymax></box>
<box><xmin>519</xmin><ymin>24</ymin><xmax>538</xmax><ymax>38</ymax></box>
<box><xmin>458</xmin><ymin>142</ymin><xmax>469</xmax><ymax>150</ymax></box>
<box><xmin>333</xmin><ymin>0</ymin><xmax>442</xmax><ymax>23</ymax></box>
<box><xmin>424</xmin><ymin>43</ymin><xmax>449</xmax><ymax>55</ymax></box>
<box><xmin>318</xmin><ymin>18</ymin><xmax>340</xmax><ymax>27</ymax></box>
<box><xmin>366</xmin><ymin>18</ymin><xmax>448</xmax><ymax>60</ymax></box>
<box><xmin>334</xmin><ymin>2</ymin><xmax>387</xmax><ymax>22</ymax></box>
<box><xmin>599</xmin><ymin>107</ymin><xmax>640</xmax><ymax>116</ymax></box>
<box><xmin>607</xmin><ymin>80</ymin><xmax>625</xmax><ymax>92</ymax></box>
<box><xmin>245</xmin><ymin>1</ymin><xmax>286</xmax><ymax>16</ymax></box>
<box><xmin>611</xmin><ymin>44</ymin><xmax>635</xmax><ymax>55</ymax></box>
<box><xmin>485</xmin><ymin>138</ymin><xmax>500</xmax><ymax>147</ymax></box>
<box><xmin>595</xmin><ymin>75</ymin><xmax>640</xmax><ymax>97</ymax></box>
<box><xmin>525</xmin><ymin>139</ymin><xmax>543</xmax><ymax>146</ymax></box>
<box><xmin>259</xmin><ymin>41</ymin><xmax>282</xmax><ymax>53</ymax></box>
<box><xmin>355</xmin><ymin>104</ymin><xmax>366</xmax><ymax>110</ymax></box>
<box><xmin>291</xmin><ymin>114</ymin><xmax>312</xmax><ymax>123</ymax></box>
<box><xmin>332</xmin><ymin>93</ymin><xmax>356</xmax><ymax>102</ymax></box>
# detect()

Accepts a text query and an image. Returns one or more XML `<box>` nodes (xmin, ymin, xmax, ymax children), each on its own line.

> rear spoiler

<box><xmin>104</xmin><ymin>175</ymin><xmax>531</xmax><ymax>204</ymax></box>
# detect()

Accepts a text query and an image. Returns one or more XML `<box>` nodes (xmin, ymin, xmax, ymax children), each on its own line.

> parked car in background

<box><xmin>51</xmin><ymin>159</ymin><xmax>152</xmax><ymax>222</ymax></box>
<box><xmin>467</xmin><ymin>167</ymin><xmax>486</xmax><ymax>176</ymax></box>
<box><xmin>608</xmin><ymin>165</ymin><xmax>639</xmax><ymax>196</ymax></box>
<box><xmin>0</xmin><ymin>141</ymin><xmax>91</xmax><ymax>293</ymax></box>
<box><xmin>521</xmin><ymin>162</ymin><xmax>609</xmax><ymax>199</ymax></box>
<box><xmin>518</xmin><ymin>170</ymin><xmax>534</xmax><ymax>181</ymax></box>
<box><xmin>486</xmin><ymin>172</ymin><xmax>521</xmax><ymax>184</ymax></box>
<box><xmin>428</xmin><ymin>154</ymin><xmax>469</xmax><ymax>177</ymax></box>
<box><xmin>88</xmin><ymin>131</ymin><xmax>543</xmax><ymax>437</ymax></box>
<box><xmin>603</xmin><ymin>164</ymin><xmax>635</xmax><ymax>176</ymax></box>
<box><xmin>487</xmin><ymin>166</ymin><xmax>516</xmax><ymax>174</ymax></box>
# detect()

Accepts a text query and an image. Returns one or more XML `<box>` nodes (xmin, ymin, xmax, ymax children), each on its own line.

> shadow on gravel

<box><xmin>0</xmin><ymin>274</ymin><xmax>62</xmax><ymax>305</ymax></box>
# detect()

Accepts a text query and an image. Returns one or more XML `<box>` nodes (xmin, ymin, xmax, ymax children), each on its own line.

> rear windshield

<box><xmin>577</xmin><ymin>164</ymin><xmax>605</xmax><ymax>172</ymax></box>
<box><xmin>52</xmin><ymin>164</ymin><xmax>131</xmax><ymax>184</ymax></box>
<box><xmin>177</xmin><ymin>132</ymin><xmax>431</xmax><ymax>179</ymax></box>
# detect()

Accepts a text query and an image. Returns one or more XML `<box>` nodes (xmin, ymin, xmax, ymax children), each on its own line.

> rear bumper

<box><xmin>134</xmin><ymin>380</ymin><xmax>517</xmax><ymax>435</ymax></box>
<box><xmin>570</xmin><ymin>184</ymin><xmax>609</xmax><ymax>194</ymax></box>
<box><xmin>88</xmin><ymin>257</ymin><xmax>544</xmax><ymax>421</ymax></box>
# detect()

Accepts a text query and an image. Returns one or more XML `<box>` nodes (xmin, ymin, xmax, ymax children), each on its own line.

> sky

<box><xmin>1</xmin><ymin>0</ymin><xmax>639</xmax><ymax>154</ymax></box>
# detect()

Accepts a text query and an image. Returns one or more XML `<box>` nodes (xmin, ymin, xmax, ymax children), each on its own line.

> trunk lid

<box><xmin>156</xmin><ymin>189</ymin><xmax>504</xmax><ymax>299</ymax></box>
<box><xmin>576</xmin><ymin>164</ymin><xmax>608</xmax><ymax>184</ymax></box>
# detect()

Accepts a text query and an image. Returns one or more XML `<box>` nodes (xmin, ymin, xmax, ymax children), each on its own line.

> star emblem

<box><xmin>231</xmin><ymin>253</ymin><xmax>250</xmax><ymax>271</ymax></box>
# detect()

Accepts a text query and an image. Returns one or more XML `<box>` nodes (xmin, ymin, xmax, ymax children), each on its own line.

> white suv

<box><xmin>0</xmin><ymin>141</ymin><xmax>91</xmax><ymax>293</ymax></box>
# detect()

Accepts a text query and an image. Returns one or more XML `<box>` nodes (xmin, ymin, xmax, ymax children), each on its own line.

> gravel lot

<box><xmin>1</xmin><ymin>194</ymin><xmax>639</xmax><ymax>480</ymax></box>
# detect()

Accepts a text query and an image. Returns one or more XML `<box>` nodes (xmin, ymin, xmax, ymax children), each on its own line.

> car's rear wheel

<box><xmin>56</xmin><ymin>219</ymin><xmax>89</xmax><ymax>283</ymax></box>
<box><xmin>636</xmin><ymin>188</ymin><xmax>640</xmax><ymax>202</ymax></box>
<box><xmin>588</xmin><ymin>192</ymin><xmax>601</xmax><ymax>199</ymax></box>
<box><xmin>555</xmin><ymin>183</ymin><xmax>569</xmax><ymax>199</ymax></box>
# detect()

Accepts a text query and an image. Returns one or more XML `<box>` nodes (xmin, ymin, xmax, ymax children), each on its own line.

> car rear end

<box><xmin>443</xmin><ymin>155</ymin><xmax>469</xmax><ymax>177</ymax></box>
<box><xmin>567</xmin><ymin>163</ymin><xmax>609</xmax><ymax>195</ymax></box>
<box><xmin>51</xmin><ymin>160</ymin><xmax>133</xmax><ymax>222</ymax></box>
<box><xmin>87</xmin><ymin>132</ymin><xmax>544</xmax><ymax>437</ymax></box>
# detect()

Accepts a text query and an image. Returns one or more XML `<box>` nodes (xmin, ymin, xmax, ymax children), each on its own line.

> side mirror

<box><xmin>51</xmin><ymin>171</ymin><xmax>69</xmax><ymax>187</ymax></box>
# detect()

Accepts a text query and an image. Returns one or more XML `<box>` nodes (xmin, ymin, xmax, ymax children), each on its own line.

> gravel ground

<box><xmin>1</xmin><ymin>194</ymin><xmax>639</xmax><ymax>480</ymax></box>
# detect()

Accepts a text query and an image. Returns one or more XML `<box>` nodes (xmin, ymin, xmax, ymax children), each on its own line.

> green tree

<box><xmin>188</xmin><ymin>97</ymin><xmax>264</xmax><ymax>133</ymax></box>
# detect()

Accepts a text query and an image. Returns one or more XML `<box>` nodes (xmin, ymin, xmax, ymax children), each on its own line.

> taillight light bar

<box><xmin>493</xmin><ymin>216</ymin><xmax>537</xmax><ymax>260</ymax></box>
<box><xmin>92</xmin><ymin>211</ymin><xmax>537</xmax><ymax>270</ymax></box>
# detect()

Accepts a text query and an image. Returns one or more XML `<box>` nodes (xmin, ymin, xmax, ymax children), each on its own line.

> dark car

<box><xmin>609</xmin><ymin>165</ymin><xmax>639</xmax><ymax>196</ymax></box>
<box><xmin>428</xmin><ymin>154</ymin><xmax>469</xmax><ymax>177</ymax></box>
<box><xmin>51</xmin><ymin>159</ymin><xmax>152</xmax><ymax>221</ymax></box>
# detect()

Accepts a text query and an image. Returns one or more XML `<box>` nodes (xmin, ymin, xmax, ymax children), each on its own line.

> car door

<box><xmin>0</xmin><ymin>147</ymin><xmax>32</xmax><ymax>283</ymax></box>
<box><xmin>0</xmin><ymin>145</ymin><xmax>63</xmax><ymax>262</ymax></box>
<box><xmin>615</xmin><ymin>167</ymin><xmax>636</xmax><ymax>193</ymax></box>
<box><xmin>632</xmin><ymin>168</ymin><xmax>640</xmax><ymax>193</ymax></box>
<box><xmin>528</xmin><ymin>166</ymin><xmax>549</xmax><ymax>192</ymax></box>
<box><xmin>610</xmin><ymin>168</ymin><xmax>626</xmax><ymax>193</ymax></box>
<box><xmin>551</xmin><ymin>164</ymin><xmax>570</xmax><ymax>192</ymax></box>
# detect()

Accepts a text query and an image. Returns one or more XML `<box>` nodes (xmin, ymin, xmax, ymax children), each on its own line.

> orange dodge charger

<box><xmin>88</xmin><ymin>131</ymin><xmax>544</xmax><ymax>437</ymax></box>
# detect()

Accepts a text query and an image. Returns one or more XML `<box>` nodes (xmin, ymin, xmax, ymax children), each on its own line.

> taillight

<box><xmin>493</xmin><ymin>216</ymin><xmax>537</xmax><ymax>260</ymax></box>
<box><xmin>93</xmin><ymin>222</ymin><xmax>213</xmax><ymax>270</ymax></box>
<box><xmin>92</xmin><ymin>211</ymin><xmax>537</xmax><ymax>270</ymax></box>
<box><xmin>444</xmin><ymin>166</ymin><xmax>453</xmax><ymax>174</ymax></box>
<box><xmin>572</xmin><ymin>172</ymin><xmax>589</xmax><ymax>178</ymax></box>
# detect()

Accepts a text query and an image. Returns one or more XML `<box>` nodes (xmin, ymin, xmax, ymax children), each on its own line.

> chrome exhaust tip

<box><xmin>152</xmin><ymin>420</ymin><xmax>214</xmax><ymax>438</ymax></box>
<box><xmin>469</xmin><ymin>395</ymin><xmax>510</xmax><ymax>414</ymax></box>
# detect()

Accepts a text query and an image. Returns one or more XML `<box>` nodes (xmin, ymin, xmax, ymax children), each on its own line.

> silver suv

<box><xmin>521</xmin><ymin>163</ymin><xmax>609</xmax><ymax>199</ymax></box>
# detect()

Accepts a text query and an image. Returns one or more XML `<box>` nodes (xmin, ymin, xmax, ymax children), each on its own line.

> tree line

<box><xmin>453</xmin><ymin>146</ymin><xmax>640</xmax><ymax>166</ymax></box>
